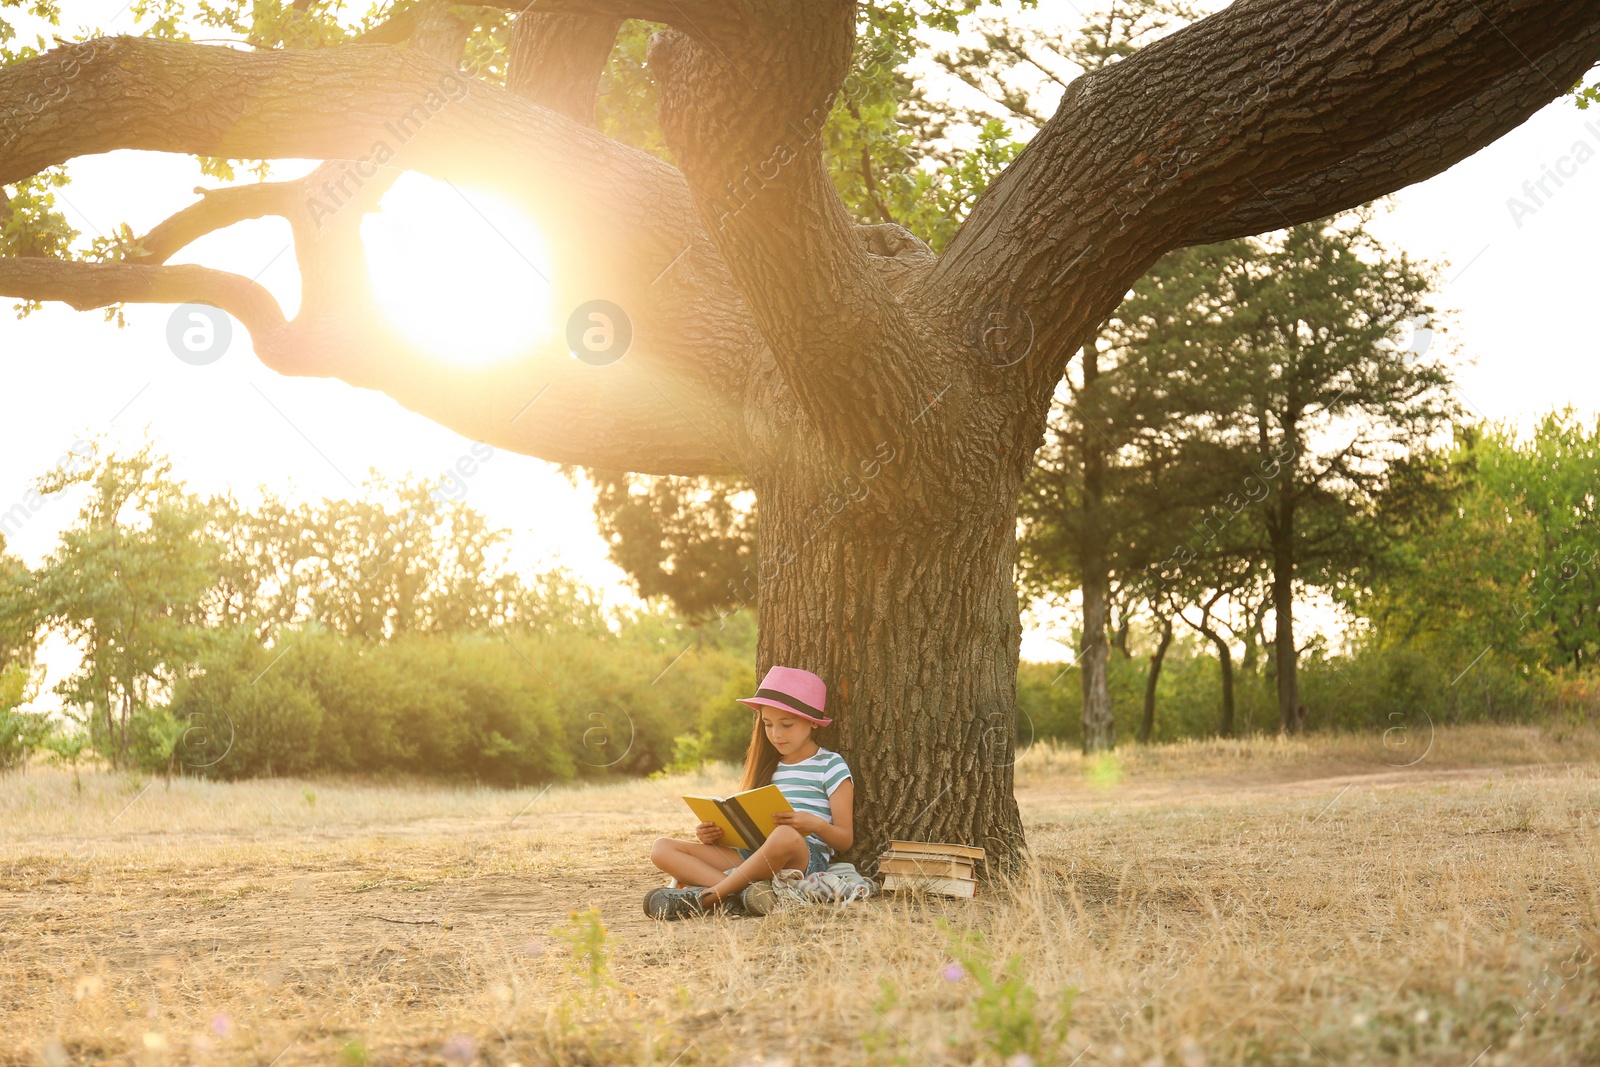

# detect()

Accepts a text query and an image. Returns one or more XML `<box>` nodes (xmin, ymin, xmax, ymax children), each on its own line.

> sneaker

<box><xmin>643</xmin><ymin>886</ymin><xmax>708</xmax><ymax>920</ymax></box>
<box><xmin>738</xmin><ymin>880</ymin><xmax>779</xmax><ymax>917</ymax></box>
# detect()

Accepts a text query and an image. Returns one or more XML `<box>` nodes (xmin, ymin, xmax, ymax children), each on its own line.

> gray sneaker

<box><xmin>738</xmin><ymin>880</ymin><xmax>779</xmax><ymax>917</ymax></box>
<box><xmin>643</xmin><ymin>886</ymin><xmax>708</xmax><ymax>921</ymax></box>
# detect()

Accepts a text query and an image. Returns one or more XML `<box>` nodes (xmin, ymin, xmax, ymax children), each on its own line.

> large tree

<box><xmin>3</xmin><ymin>0</ymin><xmax>1596</xmax><ymax>865</ymax></box>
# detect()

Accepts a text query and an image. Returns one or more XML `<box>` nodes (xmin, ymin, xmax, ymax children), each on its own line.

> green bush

<box><xmin>0</xmin><ymin>705</ymin><xmax>53</xmax><ymax>769</ymax></box>
<box><xmin>1017</xmin><ymin>630</ymin><xmax>1589</xmax><ymax>748</ymax></box>
<box><xmin>168</xmin><ymin>609</ymin><xmax>755</xmax><ymax>783</ymax></box>
<box><xmin>168</xmin><ymin>628</ymin><xmax>325</xmax><ymax>777</ymax></box>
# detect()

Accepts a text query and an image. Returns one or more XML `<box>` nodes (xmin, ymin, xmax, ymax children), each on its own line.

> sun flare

<box><xmin>362</xmin><ymin>174</ymin><xmax>556</xmax><ymax>365</ymax></box>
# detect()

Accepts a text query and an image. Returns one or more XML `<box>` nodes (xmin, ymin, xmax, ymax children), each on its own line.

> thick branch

<box><xmin>932</xmin><ymin>0</ymin><xmax>1600</xmax><ymax>410</ymax></box>
<box><xmin>132</xmin><ymin>181</ymin><xmax>299</xmax><ymax>264</ymax></box>
<box><xmin>0</xmin><ymin>259</ymin><xmax>287</xmax><ymax>340</ymax></box>
<box><xmin>0</xmin><ymin>256</ymin><xmax>737</xmax><ymax>475</ymax></box>
<box><xmin>0</xmin><ymin>34</ymin><xmax>758</xmax><ymax>474</ymax></box>
<box><xmin>1186</xmin><ymin>25</ymin><xmax>1600</xmax><ymax>245</ymax></box>
<box><xmin>649</xmin><ymin>7</ymin><xmax>941</xmax><ymax>465</ymax></box>
<box><xmin>0</xmin><ymin>34</ymin><xmax>737</xmax><ymax>349</ymax></box>
<box><xmin>505</xmin><ymin>12</ymin><xmax>623</xmax><ymax>124</ymax></box>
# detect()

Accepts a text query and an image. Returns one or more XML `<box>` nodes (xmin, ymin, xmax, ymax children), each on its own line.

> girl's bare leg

<box><xmin>650</xmin><ymin>838</ymin><xmax>742</xmax><ymax>889</ymax></box>
<box><xmin>701</xmin><ymin>827</ymin><xmax>810</xmax><ymax>905</ymax></box>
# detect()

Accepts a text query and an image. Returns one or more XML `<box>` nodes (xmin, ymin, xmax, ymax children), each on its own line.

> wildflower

<box><xmin>441</xmin><ymin>1034</ymin><xmax>477</xmax><ymax>1065</ymax></box>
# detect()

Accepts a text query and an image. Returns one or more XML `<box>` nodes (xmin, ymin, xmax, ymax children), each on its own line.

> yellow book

<box><xmin>682</xmin><ymin>784</ymin><xmax>793</xmax><ymax>850</ymax></box>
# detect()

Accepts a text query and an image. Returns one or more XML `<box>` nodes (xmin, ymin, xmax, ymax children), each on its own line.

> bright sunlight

<box><xmin>362</xmin><ymin>173</ymin><xmax>555</xmax><ymax>365</ymax></box>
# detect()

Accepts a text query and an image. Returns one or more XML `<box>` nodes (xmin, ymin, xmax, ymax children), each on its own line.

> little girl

<box><xmin>646</xmin><ymin>665</ymin><xmax>853</xmax><ymax>920</ymax></box>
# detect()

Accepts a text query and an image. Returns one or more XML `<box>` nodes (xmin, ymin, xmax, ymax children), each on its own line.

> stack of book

<box><xmin>876</xmin><ymin>840</ymin><xmax>985</xmax><ymax>898</ymax></box>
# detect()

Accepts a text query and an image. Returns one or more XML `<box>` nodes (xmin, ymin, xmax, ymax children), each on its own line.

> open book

<box><xmin>683</xmin><ymin>784</ymin><xmax>793</xmax><ymax>850</ymax></box>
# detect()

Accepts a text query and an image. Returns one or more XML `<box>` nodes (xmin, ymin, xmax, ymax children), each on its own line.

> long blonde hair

<box><xmin>737</xmin><ymin>711</ymin><xmax>783</xmax><ymax>792</ymax></box>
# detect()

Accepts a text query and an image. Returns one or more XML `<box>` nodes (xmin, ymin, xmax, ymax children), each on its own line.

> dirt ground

<box><xmin>3</xmin><ymin>725</ymin><xmax>1598</xmax><ymax>1066</ymax></box>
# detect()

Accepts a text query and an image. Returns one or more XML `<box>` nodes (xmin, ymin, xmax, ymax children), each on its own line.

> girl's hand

<box><xmin>772</xmin><ymin>811</ymin><xmax>825</xmax><ymax>834</ymax></box>
<box><xmin>695</xmin><ymin>821</ymin><xmax>724</xmax><ymax>845</ymax></box>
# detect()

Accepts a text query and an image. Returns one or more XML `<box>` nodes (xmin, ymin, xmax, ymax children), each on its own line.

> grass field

<box><xmin>3</xmin><ymin>725</ymin><xmax>1599</xmax><ymax>1066</ymax></box>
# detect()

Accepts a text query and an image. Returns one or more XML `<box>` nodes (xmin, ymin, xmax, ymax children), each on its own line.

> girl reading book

<box><xmin>645</xmin><ymin>665</ymin><xmax>854</xmax><ymax>920</ymax></box>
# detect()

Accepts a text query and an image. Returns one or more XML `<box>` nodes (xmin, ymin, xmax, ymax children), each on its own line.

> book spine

<box><xmin>881</xmin><ymin>874</ymin><xmax>976</xmax><ymax>898</ymax></box>
<box><xmin>720</xmin><ymin>798</ymin><xmax>766</xmax><ymax>849</ymax></box>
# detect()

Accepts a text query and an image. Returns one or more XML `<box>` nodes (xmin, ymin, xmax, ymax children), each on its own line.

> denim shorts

<box><xmin>736</xmin><ymin>838</ymin><xmax>832</xmax><ymax>875</ymax></box>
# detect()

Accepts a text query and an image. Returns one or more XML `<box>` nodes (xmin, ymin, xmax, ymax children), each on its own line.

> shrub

<box><xmin>167</xmin><ymin>610</ymin><xmax>753</xmax><ymax>783</ymax></box>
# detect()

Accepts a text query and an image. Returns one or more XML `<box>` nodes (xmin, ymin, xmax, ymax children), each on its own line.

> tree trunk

<box><xmin>1078</xmin><ymin>343</ymin><xmax>1115</xmax><ymax>753</ymax></box>
<box><xmin>1271</xmin><ymin>513</ymin><xmax>1299</xmax><ymax>734</ymax></box>
<box><xmin>1080</xmin><ymin>576</ymin><xmax>1114</xmax><ymax>753</ymax></box>
<box><xmin>1239</xmin><ymin>595</ymin><xmax>1268</xmax><ymax>674</ymax></box>
<box><xmin>118</xmin><ymin>690</ymin><xmax>130</xmax><ymax>768</ymax></box>
<box><xmin>754</xmin><ymin>463</ymin><xmax>1028</xmax><ymax>874</ymax></box>
<box><xmin>1137</xmin><ymin>615</ymin><xmax>1173</xmax><ymax>744</ymax></box>
<box><xmin>1112</xmin><ymin>604</ymin><xmax>1132</xmax><ymax>659</ymax></box>
<box><xmin>1211</xmin><ymin>629</ymin><xmax>1236</xmax><ymax>739</ymax></box>
<box><xmin>100</xmin><ymin>685</ymin><xmax>115</xmax><ymax>768</ymax></box>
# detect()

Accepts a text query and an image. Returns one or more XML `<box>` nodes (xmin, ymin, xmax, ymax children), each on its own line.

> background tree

<box><xmin>1210</xmin><ymin>213</ymin><xmax>1459</xmax><ymax>731</ymax></box>
<box><xmin>1</xmin><ymin>528</ymin><xmax>59</xmax><ymax>771</ymax></box>
<box><xmin>581</xmin><ymin>471</ymin><xmax>756</xmax><ymax>618</ymax></box>
<box><xmin>0</xmin><ymin>532</ymin><xmax>33</xmax><ymax>681</ymax></box>
<box><xmin>1018</xmin><ymin>335</ymin><xmax>1206</xmax><ymax>751</ymax></box>
<box><xmin>1128</xmin><ymin>213</ymin><xmax>1458</xmax><ymax>733</ymax></box>
<box><xmin>26</xmin><ymin>444</ymin><xmax>217</xmax><ymax>766</ymax></box>
<box><xmin>1021</xmin><ymin>231</ymin><xmax>1268</xmax><ymax>750</ymax></box>
<box><xmin>1172</xmin><ymin>556</ymin><xmax>1268</xmax><ymax>738</ymax></box>
<box><xmin>1353</xmin><ymin>414</ymin><xmax>1600</xmax><ymax>673</ymax></box>
<box><xmin>4</xmin><ymin>0</ymin><xmax>1594</xmax><ymax>864</ymax></box>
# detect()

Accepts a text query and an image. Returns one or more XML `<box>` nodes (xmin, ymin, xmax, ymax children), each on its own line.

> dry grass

<box><xmin>3</xmin><ymin>725</ymin><xmax>1599</xmax><ymax>1066</ymax></box>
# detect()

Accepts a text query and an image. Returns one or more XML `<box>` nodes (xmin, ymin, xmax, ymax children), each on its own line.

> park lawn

<box><xmin>2</xmin><ymin>724</ymin><xmax>1598</xmax><ymax>1066</ymax></box>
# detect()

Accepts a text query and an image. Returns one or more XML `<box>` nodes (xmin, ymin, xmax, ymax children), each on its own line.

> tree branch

<box><xmin>505</xmin><ymin>11</ymin><xmax>623</xmax><ymax>125</ymax></box>
<box><xmin>0</xmin><ymin>259</ymin><xmax>288</xmax><ymax>340</ymax></box>
<box><xmin>0</xmin><ymin>255</ymin><xmax>739</xmax><ymax>475</ymax></box>
<box><xmin>1185</xmin><ymin>24</ymin><xmax>1600</xmax><ymax>246</ymax></box>
<box><xmin>0</xmin><ymin>32</ymin><xmax>734</xmax><ymax>343</ymax></box>
<box><xmin>931</xmin><ymin>0</ymin><xmax>1600</xmax><ymax>417</ymax></box>
<box><xmin>130</xmin><ymin>181</ymin><xmax>300</xmax><ymax>265</ymax></box>
<box><xmin>0</xmin><ymin>34</ymin><xmax>757</xmax><ymax>475</ymax></box>
<box><xmin>648</xmin><ymin>6</ymin><xmax>943</xmax><ymax>466</ymax></box>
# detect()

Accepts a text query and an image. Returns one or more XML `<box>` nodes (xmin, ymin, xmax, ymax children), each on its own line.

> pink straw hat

<box><xmin>738</xmin><ymin>665</ymin><xmax>831</xmax><ymax>727</ymax></box>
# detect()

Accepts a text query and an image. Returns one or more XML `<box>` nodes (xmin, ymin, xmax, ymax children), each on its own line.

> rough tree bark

<box><xmin>4</xmin><ymin>0</ymin><xmax>1598</xmax><ymax>870</ymax></box>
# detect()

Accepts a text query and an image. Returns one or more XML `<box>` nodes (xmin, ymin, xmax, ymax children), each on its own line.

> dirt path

<box><xmin>1015</xmin><ymin>759</ymin><xmax>1560</xmax><ymax>812</ymax></box>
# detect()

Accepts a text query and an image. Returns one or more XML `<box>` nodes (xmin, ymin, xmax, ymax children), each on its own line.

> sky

<box><xmin>2</xmin><ymin>3</ymin><xmax>1598</xmax><ymax>698</ymax></box>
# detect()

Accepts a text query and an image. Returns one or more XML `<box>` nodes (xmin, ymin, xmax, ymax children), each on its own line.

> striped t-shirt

<box><xmin>770</xmin><ymin>746</ymin><xmax>851</xmax><ymax>858</ymax></box>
